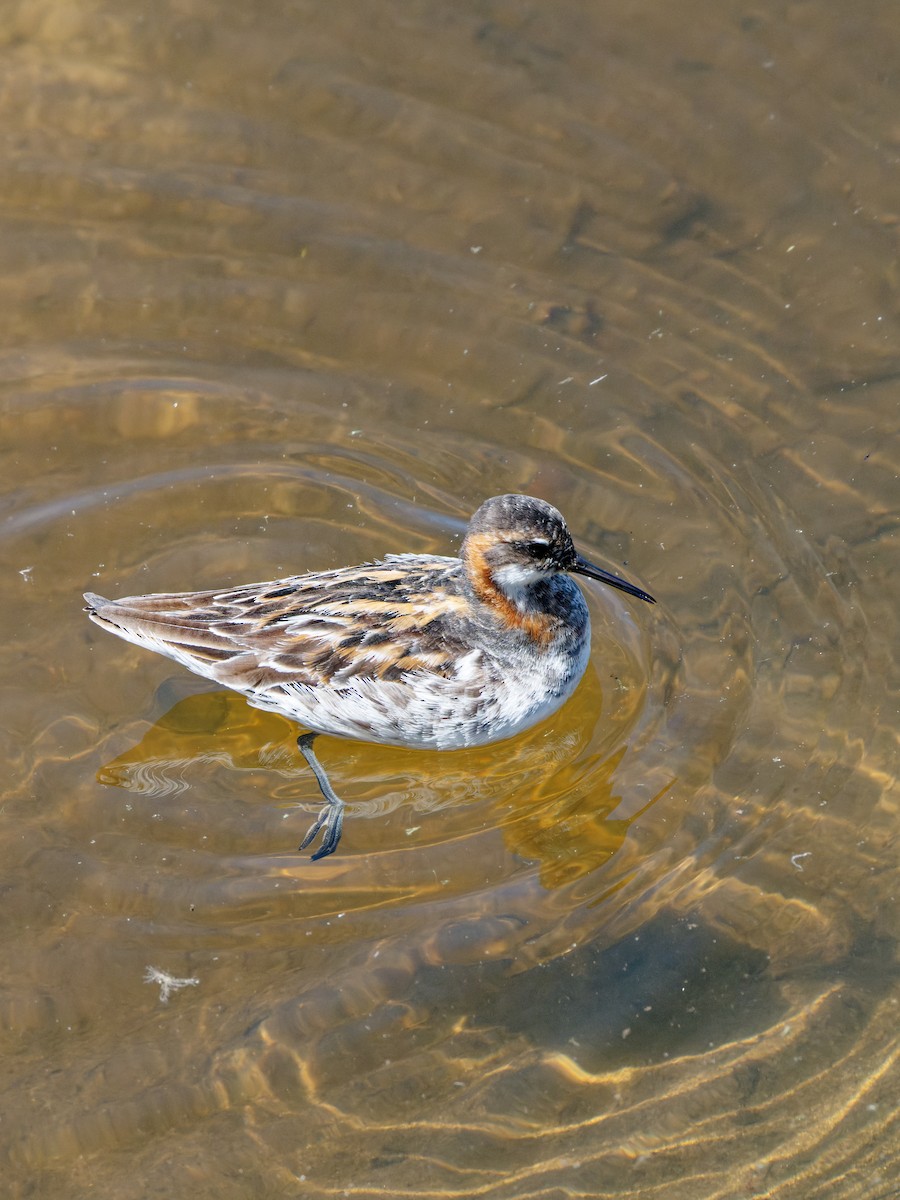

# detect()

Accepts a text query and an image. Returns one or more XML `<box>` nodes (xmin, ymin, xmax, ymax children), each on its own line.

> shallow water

<box><xmin>1</xmin><ymin>1</ymin><xmax>898</xmax><ymax>1196</ymax></box>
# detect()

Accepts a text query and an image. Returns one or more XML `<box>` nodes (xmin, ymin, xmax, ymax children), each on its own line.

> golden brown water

<box><xmin>1</xmin><ymin>1</ymin><xmax>898</xmax><ymax>1196</ymax></box>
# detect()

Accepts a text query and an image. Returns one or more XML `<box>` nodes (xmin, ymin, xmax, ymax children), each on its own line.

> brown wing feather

<box><xmin>84</xmin><ymin>556</ymin><xmax>477</xmax><ymax>687</ymax></box>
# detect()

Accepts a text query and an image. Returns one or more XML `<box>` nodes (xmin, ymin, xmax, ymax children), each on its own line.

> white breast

<box><xmin>243</xmin><ymin>612</ymin><xmax>591</xmax><ymax>750</ymax></box>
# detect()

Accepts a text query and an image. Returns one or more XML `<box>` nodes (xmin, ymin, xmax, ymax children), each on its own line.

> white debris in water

<box><xmin>144</xmin><ymin>966</ymin><xmax>200</xmax><ymax>1003</ymax></box>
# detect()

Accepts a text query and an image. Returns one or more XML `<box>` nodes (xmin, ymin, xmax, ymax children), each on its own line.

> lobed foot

<box><xmin>296</xmin><ymin>732</ymin><xmax>346</xmax><ymax>861</ymax></box>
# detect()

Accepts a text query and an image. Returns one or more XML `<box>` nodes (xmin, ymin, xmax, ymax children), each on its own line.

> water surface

<box><xmin>1</xmin><ymin>1</ymin><xmax>898</xmax><ymax>1196</ymax></box>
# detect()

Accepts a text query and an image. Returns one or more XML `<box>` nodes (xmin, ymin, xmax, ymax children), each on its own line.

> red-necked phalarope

<box><xmin>85</xmin><ymin>494</ymin><xmax>655</xmax><ymax>859</ymax></box>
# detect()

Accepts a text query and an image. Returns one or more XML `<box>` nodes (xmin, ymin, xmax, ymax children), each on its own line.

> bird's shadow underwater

<box><xmin>95</xmin><ymin>681</ymin><xmax>662</xmax><ymax>889</ymax></box>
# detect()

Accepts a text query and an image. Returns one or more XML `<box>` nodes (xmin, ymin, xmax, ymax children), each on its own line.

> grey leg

<box><xmin>296</xmin><ymin>733</ymin><xmax>346</xmax><ymax>860</ymax></box>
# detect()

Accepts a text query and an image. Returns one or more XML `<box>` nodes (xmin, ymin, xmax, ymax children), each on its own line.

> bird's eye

<box><xmin>525</xmin><ymin>540</ymin><xmax>551</xmax><ymax>560</ymax></box>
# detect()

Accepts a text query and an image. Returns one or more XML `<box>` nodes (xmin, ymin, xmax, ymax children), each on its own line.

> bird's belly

<box><xmin>245</xmin><ymin>638</ymin><xmax>590</xmax><ymax>751</ymax></box>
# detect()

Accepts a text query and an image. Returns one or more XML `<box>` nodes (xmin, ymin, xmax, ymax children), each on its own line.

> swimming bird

<box><xmin>84</xmin><ymin>494</ymin><xmax>655</xmax><ymax>859</ymax></box>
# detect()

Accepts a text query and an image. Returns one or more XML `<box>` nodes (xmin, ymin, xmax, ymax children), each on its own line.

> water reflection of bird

<box><xmin>85</xmin><ymin>494</ymin><xmax>655</xmax><ymax>860</ymax></box>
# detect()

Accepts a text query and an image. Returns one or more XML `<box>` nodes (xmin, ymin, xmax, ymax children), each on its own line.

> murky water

<box><xmin>1</xmin><ymin>1</ymin><xmax>898</xmax><ymax>1196</ymax></box>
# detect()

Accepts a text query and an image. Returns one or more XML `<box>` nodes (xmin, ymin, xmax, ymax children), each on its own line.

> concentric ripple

<box><xmin>0</xmin><ymin>1</ymin><xmax>898</xmax><ymax>1197</ymax></box>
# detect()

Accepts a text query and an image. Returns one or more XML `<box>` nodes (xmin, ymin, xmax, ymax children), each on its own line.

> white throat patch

<box><xmin>493</xmin><ymin>562</ymin><xmax>546</xmax><ymax>606</ymax></box>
